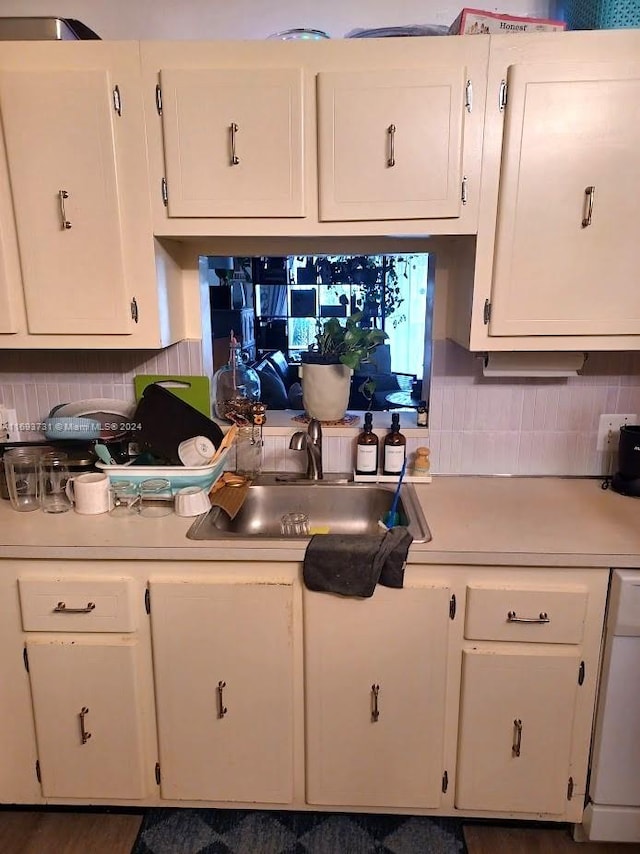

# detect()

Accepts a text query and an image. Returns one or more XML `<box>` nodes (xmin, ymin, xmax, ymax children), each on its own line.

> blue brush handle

<box><xmin>388</xmin><ymin>457</ymin><xmax>407</xmax><ymax>518</ymax></box>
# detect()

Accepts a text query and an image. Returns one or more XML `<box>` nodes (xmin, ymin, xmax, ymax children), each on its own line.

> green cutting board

<box><xmin>134</xmin><ymin>375</ymin><xmax>211</xmax><ymax>417</ymax></box>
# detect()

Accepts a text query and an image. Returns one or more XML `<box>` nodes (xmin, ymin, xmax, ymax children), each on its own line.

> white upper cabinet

<box><xmin>0</xmin><ymin>42</ymin><xmax>185</xmax><ymax>349</ymax></box>
<box><xmin>0</xmin><ymin>68</ymin><xmax>130</xmax><ymax>335</ymax></box>
<box><xmin>160</xmin><ymin>67</ymin><xmax>304</xmax><ymax>218</ymax></box>
<box><xmin>317</xmin><ymin>67</ymin><xmax>465</xmax><ymax>222</ymax></box>
<box><xmin>490</xmin><ymin>59</ymin><xmax>640</xmax><ymax>337</ymax></box>
<box><xmin>142</xmin><ymin>38</ymin><xmax>488</xmax><ymax>238</ymax></box>
<box><xmin>449</xmin><ymin>29</ymin><xmax>640</xmax><ymax>353</ymax></box>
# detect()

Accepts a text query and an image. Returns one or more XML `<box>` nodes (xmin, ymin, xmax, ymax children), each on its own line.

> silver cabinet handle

<box><xmin>216</xmin><ymin>680</ymin><xmax>227</xmax><ymax>718</ymax></box>
<box><xmin>512</xmin><ymin>718</ymin><xmax>522</xmax><ymax>757</ymax></box>
<box><xmin>507</xmin><ymin>610</ymin><xmax>549</xmax><ymax>624</ymax></box>
<box><xmin>582</xmin><ymin>185</ymin><xmax>595</xmax><ymax>228</ymax></box>
<box><xmin>54</xmin><ymin>601</ymin><xmax>96</xmax><ymax>614</ymax></box>
<box><xmin>230</xmin><ymin>123</ymin><xmax>240</xmax><ymax>166</ymax></box>
<box><xmin>79</xmin><ymin>706</ymin><xmax>91</xmax><ymax>745</ymax></box>
<box><xmin>58</xmin><ymin>190</ymin><xmax>72</xmax><ymax>230</ymax></box>
<box><xmin>387</xmin><ymin>124</ymin><xmax>396</xmax><ymax>168</ymax></box>
<box><xmin>371</xmin><ymin>683</ymin><xmax>380</xmax><ymax>722</ymax></box>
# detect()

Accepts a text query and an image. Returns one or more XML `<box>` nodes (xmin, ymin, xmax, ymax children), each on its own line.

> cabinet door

<box><xmin>26</xmin><ymin>639</ymin><xmax>149</xmax><ymax>799</ymax></box>
<box><xmin>305</xmin><ymin>582</ymin><xmax>450</xmax><ymax>808</ymax></box>
<box><xmin>160</xmin><ymin>68</ymin><xmax>304</xmax><ymax>218</ymax></box>
<box><xmin>150</xmin><ymin>579</ymin><xmax>294</xmax><ymax>803</ymax></box>
<box><xmin>318</xmin><ymin>68</ymin><xmax>465</xmax><ymax>221</ymax></box>
<box><xmin>490</xmin><ymin>61</ymin><xmax>640</xmax><ymax>336</ymax></box>
<box><xmin>0</xmin><ymin>126</ymin><xmax>19</xmax><ymax>334</ymax></box>
<box><xmin>0</xmin><ymin>69</ymin><xmax>132</xmax><ymax>335</ymax></box>
<box><xmin>456</xmin><ymin>647</ymin><xmax>580</xmax><ymax>814</ymax></box>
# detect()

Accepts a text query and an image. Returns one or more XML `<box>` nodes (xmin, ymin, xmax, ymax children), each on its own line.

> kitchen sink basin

<box><xmin>187</xmin><ymin>477</ymin><xmax>431</xmax><ymax>543</ymax></box>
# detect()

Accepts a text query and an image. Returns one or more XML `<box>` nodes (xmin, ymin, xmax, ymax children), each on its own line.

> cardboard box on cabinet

<box><xmin>450</xmin><ymin>7</ymin><xmax>566</xmax><ymax>34</ymax></box>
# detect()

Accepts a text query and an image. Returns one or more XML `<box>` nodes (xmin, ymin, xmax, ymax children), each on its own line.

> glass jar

<box><xmin>212</xmin><ymin>340</ymin><xmax>261</xmax><ymax>422</ymax></box>
<box><xmin>235</xmin><ymin>425</ymin><xmax>262</xmax><ymax>478</ymax></box>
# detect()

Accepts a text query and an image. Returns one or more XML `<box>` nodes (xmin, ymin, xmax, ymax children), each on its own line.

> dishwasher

<box><xmin>583</xmin><ymin>569</ymin><xmax>640</xmax><ymax>842</ymax></box>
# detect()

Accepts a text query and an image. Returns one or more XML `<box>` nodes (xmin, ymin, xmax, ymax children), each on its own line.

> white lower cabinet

<box><xmin>304</xmin><ymin>579</ymin><xmax>451</xmax><ymax>808</ymax></box>
<box><xmin>26</xmin><ymin>638</ymin><xmax>149</xmax><ymax>799</ymax></box>
<box><xmin>456</xmin><ymin>647</ymin><xmax>580</xmax><ymax>814</ymax></box>
<box><xmin>0</xmin><ymin>559</ymin><xmax>609</xmax><ymax>823</ymax></box>
<box><xmin>149</xmin><ymin>578</ymin><xmax>295</xmax><ymax>803</ymax></box>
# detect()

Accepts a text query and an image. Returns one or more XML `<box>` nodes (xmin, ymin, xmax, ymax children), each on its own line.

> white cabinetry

<box><xmin>0</xmin><ymin>42</ymin><xmax>185</xmax><ymax>349</ymax></box>
<box><xmin>142</xmin><ymin>37</ymin><xmax>488</xmax><ymax>238</ymax></box>
<box><xmin>159</xmin><ymin>67</ymin><xmax>304</xmax><ymax>218</ymax></box>
<box><xmin>0</xmin><ymin>556</ymin><xmax>608</xmax><ymax>823</ymax></box>
<box><xmin>455</xmin><ymin>576</ymin><xmax>607</xmax><ymax>820</ymax></box>
<box><xmin>149</xmin><ymin>576</ymin><xmax>296</xmax><ymax>803</ymax></box>
<box><xmin>16</xmin><ymin>568</ymin><xmax>156</xmax><ymax>801</ymax></box>
<box><xmin>449</xmin><ymin>29</ymin><xmax>640</xmax><ymax>352</ymax></box>
<box><xmin>317</xmin><ymin>67</ymin><xmax>465</xmax><ymax>222</ymax></box>
<box><xmin>26</xmin><ymin>639</ymin><xmax>150</xmax><ymax>799</ymax></box>
<box><xmin>305</xmin><ymin>578</ymin><xmax>451</xmax><ymax>808</ymax></box>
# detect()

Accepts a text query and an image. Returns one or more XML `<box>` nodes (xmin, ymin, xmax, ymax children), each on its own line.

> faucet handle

<box><xmin>308</xmin><ymin>418</ymin><xmax>322</xmax><ymax>443</ymax></box>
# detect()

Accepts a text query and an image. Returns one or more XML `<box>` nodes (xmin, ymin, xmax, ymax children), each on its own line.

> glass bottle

<box><xmin>212</xmin><ymin>334</ymin><xmax>261</xmax><ymax>422</ymax></box>
<box><xmin>383</xmin><ymin>412</ymin><xmax>406</xmax><ymax>475</ymax></box>
<box><xmin>355</xmin><ymin>412</ymin><xmax>379</xmax><ymax>476</ymax></box>
<box><xmin>416</xmin><ymin>400</ymin><xmax>428</xmax><ymax>427</ymax></box>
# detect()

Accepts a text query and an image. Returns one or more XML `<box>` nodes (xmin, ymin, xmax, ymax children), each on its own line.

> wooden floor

<box><xmin>1</xmin><ymin>811</ymin><xmax>640</xmax><ymax>853</ymax></box>
<box><xmin>464</xmin><ymin>824</ymin><xmax>640</xmax><ymax>853</ymax></box>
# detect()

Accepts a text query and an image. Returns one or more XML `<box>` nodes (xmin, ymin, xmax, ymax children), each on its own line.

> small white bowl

<box><xmin>174</xmin><ymin>486</ymin><xmax>211</xmax><ymax>517</ymax></box>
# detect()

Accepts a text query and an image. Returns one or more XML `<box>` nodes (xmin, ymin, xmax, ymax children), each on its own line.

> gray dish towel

<box><xmin>303</xmin><ymin>527</ymin><xmax>413</xmax><ymax>598</ymax></box>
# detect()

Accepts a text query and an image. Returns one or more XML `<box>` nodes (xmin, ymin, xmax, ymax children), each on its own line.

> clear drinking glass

<box><xmin>4</xmin><ymin>449</ymin><xmax>42</xmax><ymax>512</ymax></box>
<box><xmin>281</xmin><ymin>512</ymin><xmax>310</xmax><ymax>536</ymax></box>
<box><xmin>235</xmin><ymin>425</ymin><xmax>262</xmax><ymax>478</ymax></box>
<box><xmin>38</xmin><ymin>452</ymin><xmax>71</xmax><ymax>514</ymax></box>
<box><xmin>108</xmin><ymin>481</ymin><xmax>140</xmax><ymax>517</ymax></box>
<box><xmin>138</xmin><ymin>478</ymin><xmax>173</xmax><ymax>518</ymax></box>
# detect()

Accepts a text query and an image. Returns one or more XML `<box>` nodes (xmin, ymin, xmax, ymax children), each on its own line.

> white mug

<box><xmin>65</xmin><ymin>472</ymin><xmax>111</xmax><ymax>515</ymax></box>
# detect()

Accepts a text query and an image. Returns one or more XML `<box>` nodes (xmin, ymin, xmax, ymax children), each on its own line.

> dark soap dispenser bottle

<box><xmin>355</xmin><ymin>412</ymin><xmax>379</xmax><ymax>476</ymax></box>
<box><xmin>383</xmin><ymin>412</ymin><xmax>406</xmax><ymax>475</ymax></box>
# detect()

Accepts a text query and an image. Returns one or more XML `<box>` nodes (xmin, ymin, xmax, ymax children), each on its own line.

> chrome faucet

<box><xmin>289</xmin><ymin>419</ymin><xmax>323</xmax><ymax>480</ymax></box>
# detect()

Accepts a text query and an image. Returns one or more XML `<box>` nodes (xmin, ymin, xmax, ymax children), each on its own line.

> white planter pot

<box><xmin>300</xmin><ymin>362</ymin><xmax>353</xmax><ymax>421</ymax></box>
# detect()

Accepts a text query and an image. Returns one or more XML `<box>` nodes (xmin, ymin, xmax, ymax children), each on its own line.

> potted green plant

<box><xmin>299</xmin><ymin>313</ymin><xmax>387</xmax><ymax>420</ymax></box>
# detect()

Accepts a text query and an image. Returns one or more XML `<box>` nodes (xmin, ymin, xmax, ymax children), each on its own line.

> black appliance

<box><xmin>611</xmin><ymin>424</ymin><xmax>640</xmax><ymax>496</ymax></box>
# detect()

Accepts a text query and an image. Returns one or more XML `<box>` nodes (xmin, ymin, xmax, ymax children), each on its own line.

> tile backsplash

<box><xmin>0</xmin><ymin>340</ymin><xmax>203</xmax><ymax>436</ymax></box>
<box><xmin>2</xmin><ymin>338</ymin><xmax>640</xmax><ymax>477</ymax></box>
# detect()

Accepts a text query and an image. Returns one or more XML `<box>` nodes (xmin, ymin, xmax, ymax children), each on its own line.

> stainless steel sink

<box><xmin>187</xmin><ymin>477</ymin><xmax>431</xmax><ymax>543</ymax></box>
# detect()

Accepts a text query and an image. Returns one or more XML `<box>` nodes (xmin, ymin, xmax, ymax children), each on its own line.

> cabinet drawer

<box><xmin>464</xmin><ymin>586</ymin><xmax>588</xmax><ymax>644</ymax></box>
<box><xmin>18</xmin><ymin>577</ymin><xmax>137</xmax><ymax>632</ymax></box>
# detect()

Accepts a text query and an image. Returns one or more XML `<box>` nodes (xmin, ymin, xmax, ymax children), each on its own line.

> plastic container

<box><xmin>95</xmin><ymin>446</ymin><xmax>230</xmax><ymax>494</ymax></box>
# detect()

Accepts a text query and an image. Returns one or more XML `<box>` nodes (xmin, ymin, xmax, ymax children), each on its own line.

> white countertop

<box><xmin>1</xmin><ymin>476</ymin><xmax>639</xmax><ymax>567</ymax></box>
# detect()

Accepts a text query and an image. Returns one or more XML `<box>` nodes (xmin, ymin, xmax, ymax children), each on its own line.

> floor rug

<box><xmin>131</xmin><ymin>808</ymin><xmax>467</xmax><ymax>854</ymax></box>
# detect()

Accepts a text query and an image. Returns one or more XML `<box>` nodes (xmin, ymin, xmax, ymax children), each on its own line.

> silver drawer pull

<box><xmin>54</xmin><ymin>601</ymin><xmax>96</xmax><ymax>614</ymax></box>
<box><xmin>387</xmin><ymin>124</ymin><xmax>396</xmax><ymax>168</ymax></box>
<box><xmin>79</xmin><ymin>706</ymin><xmax>92</xmax><ymax>745</ymax></box>
<box><xmin>58</xmin><ymin>189</ymin><xmax>72</xmax><ymax>230</ymax></box>
<box><xmin>216</xmin><ymin>680</ymin><xmax>227</xmax><ymax>718</ymax></box>
<box><xmin>512</xmin><ymin>718</ymin><xmax>522</xmax><ymax>757</ymax></box>
<box><xmin>371</xmin><ymin>683</ymin><xmax>380</xmax><ymax>722</ymax></box>
<box><xmin>230</xmin><ymin>122</ymin><xmax>240</xmax><ymax>166</ymax></box>
<box><xmin>507</xmin><ymin>610</ymin><xmax>549</xmax><ymax>624</ymax></box>
<box><xmin>581</xmin><ymin>185</ymin><xmax>595</xmax><ymax>228</ymax></box>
